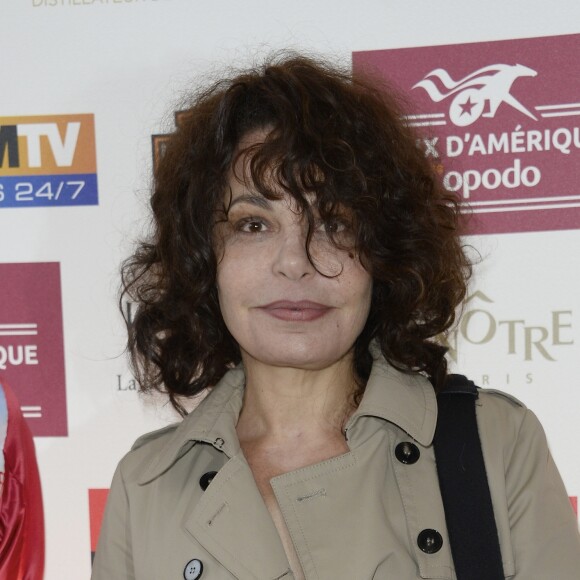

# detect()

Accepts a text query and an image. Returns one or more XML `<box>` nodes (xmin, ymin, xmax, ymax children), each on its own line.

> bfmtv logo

<box><xmin>413</xmin><ymin>64</ymin><xmax>538</xmax><ymax>127</ymax></box>
<box><xmin>1</xmin><ymin>121</ymin><xmax>82</xmax><ymax>169</ymax></box>
<box><xmin>0</xmin><ymin>114</ymin><xmax>98</xmax><ymax>208</ymax></box>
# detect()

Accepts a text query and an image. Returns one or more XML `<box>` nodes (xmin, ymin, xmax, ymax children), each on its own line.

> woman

<box><xmin>92</xmin><ymin>55</ymin><xmax>580</xmax><ymax>579</ymax></box>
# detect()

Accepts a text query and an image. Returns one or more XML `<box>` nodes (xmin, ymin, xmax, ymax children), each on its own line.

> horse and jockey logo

<box><xmin>413</xmin><ymin>64</ymin><xmax>538</xmax><ymax>126</ymax></box>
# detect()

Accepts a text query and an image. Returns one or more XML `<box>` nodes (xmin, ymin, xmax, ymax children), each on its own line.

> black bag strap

<box><xmin>433</xmin><ymin>374</ymin><xmax>504</xmax><ymax>580</ymax></box>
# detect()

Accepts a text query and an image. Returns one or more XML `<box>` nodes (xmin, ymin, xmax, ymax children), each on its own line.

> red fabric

<box><xmin>0</xmin><ymin>383</ymin><xmax>45</xmax><ymax>580</ymax></box>
<box><xmin>89</xmin><ymin>489</ymin><xmax>109</xmax><ymax>552</ymax></box>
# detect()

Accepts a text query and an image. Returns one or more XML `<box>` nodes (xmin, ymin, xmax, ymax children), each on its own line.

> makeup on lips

<box><xmin>257</xmin><ymin>300</ymin><xmax>333</xmax><ymax>322</ymax></box>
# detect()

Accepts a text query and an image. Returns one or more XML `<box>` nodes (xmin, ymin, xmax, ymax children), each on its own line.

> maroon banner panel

<box><xmin>353</xmin><ymin>34</ymin><xmax>580</xmax><ymax>235</ymax></box>
<box><xmin>0</xmin><ymin>262</ymin><xmax>67</xmax><ymax>436</ymax></box>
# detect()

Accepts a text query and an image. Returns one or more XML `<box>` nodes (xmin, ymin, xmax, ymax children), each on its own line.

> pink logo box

<box><xmin>353</xmin><ymin>34</ymin><xmax>580</xmax><ymax>235</ymax></box>
<box><xmin>0</xmin><ymin>263</ymin><xmax>67</xmax><ymax>436</ymax></box>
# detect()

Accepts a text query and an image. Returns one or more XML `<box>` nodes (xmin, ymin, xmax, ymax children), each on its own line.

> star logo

<box><xmin>459</xmin><ymin>96</ymin><xmax>476</xmax><ymax>117</ymax></box>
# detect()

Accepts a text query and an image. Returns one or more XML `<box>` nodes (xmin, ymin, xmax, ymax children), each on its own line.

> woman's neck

<box><xmin>236</xmin><ymin>351</ymin><xmax>357</xmax><ymax>445</ymax></box>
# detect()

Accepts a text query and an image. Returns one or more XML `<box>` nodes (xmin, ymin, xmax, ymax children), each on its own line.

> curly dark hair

<box><xmin>122</xmin><ymin>53</ymin><xmax>471</xmax><ymax>414</ymax></box>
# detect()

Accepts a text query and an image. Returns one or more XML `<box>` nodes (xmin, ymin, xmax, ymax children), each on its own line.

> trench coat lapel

<box><xmin>184</xmin><ymin>453</ymin><xmax>292</xmax><ymax>580</ymax></box>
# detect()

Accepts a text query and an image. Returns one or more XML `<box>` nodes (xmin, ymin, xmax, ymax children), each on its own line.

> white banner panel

<box><xmin>2</xmin><ymin>0</ymin><xmax>579</xmax><ymax>577</ymax></box>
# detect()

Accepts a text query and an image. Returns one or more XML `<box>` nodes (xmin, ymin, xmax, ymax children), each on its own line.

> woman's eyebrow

<box><xmin>229</xmin><ymin>194</ymin><xmax>272</xmax><ymax>209</ymax></box>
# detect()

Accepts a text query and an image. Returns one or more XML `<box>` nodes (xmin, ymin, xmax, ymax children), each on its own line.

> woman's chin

<box><xmin>240</xmin><ymin>342</ymin><xmax>352</xmax><ymax>372</ymax></box>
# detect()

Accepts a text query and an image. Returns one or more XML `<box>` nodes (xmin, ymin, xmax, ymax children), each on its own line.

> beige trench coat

<box><xmin>92</xmin><ymin>353</ymin><xmax>580</xmax><ymax>579</ymax></box>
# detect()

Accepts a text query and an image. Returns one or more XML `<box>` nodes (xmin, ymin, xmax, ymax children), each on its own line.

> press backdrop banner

<box><xmin>0</xmin><ymin>262</ymin><xmax>67</xmax><ymax>436</ymax></box>
<box><xmin>2</xmin><ymin>1</ymin><xmax>579</xmax><ymax>577</ymax></box>
<box><xmin>353</xmin><ymin>34</ymin><xmax>580</xmax><ymax>234</ymax></box>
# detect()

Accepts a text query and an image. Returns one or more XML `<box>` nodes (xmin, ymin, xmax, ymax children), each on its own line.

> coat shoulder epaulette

<box><xmin>476</xmin><ymin>388</ymin><xmax>526</xmax><ymax>409</ymax></box>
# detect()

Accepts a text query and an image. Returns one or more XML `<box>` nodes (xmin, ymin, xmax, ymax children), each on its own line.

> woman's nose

<box><xmin>272</xmin><ymin>227</ymin><xmax>316</xmax><ymax>281</ymax></box>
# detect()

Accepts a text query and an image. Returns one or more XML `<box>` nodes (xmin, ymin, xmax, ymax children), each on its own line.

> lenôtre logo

<box><xmin>442</xmin><ymin>291</ymin><xmax>574</xmax><ymax>363</ymax></box>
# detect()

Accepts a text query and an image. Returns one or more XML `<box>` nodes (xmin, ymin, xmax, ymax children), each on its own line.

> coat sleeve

<box><xmin>91</xmin><ymin>462</ymin><xmax>135</xmax><ymax>580</ymax></box>
<box><xmin>505</xmin><ymin>408</ymin><xmax>580</xmax><ymax>578</ymax></box>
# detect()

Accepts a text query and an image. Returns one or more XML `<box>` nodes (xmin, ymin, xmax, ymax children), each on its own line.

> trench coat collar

<box><xmin>138</xmin><ymin>365</ymin><xmax>245</xmax><ymax>484</ymax></box>
<box><xmin>345</xmin><ymin>343</ymin><xmax>438</xmax><ymax>447</ymax></box>
<box><xmin>139</xmin><ymin>345</ymin><xmax>438</xmax><ymax>483</ymax></box>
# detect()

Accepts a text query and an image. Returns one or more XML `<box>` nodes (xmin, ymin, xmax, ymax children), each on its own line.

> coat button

<box><xmin>395</xmin><ymin>442</ymin><xmax>420</xmax><ymax>464</ymax></box>
<box><xmin>184</xmin><ymin>558</ymin><xmax>203</xmax><ymax>579</ymax></box>
<box><xmin>199</xmin><ymin>471</ymin><xmax>217</xmax><ymax>491</ymax></box>
<box><xmin>417</xmin><ymin>529</ymin><xmax>443</xmax><ymax>554</ymax></box>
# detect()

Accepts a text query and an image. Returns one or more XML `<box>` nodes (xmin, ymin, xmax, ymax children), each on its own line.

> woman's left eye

<box><xmin>316</xmin><ymin>219</ymin><xmax>347</xmax><ymax>234</ymax></box>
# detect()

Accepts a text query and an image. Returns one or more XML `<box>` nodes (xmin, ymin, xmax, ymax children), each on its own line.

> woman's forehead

<box><xmin>225</xmin><ymin>184</ymin><xmax>316</xmax><ymax>215</ymax></box>
<box><xmin>230</xmin><ymin>127</ymin><xmax>273</xmax><ymax>183</ymax></box>
<box><xmin>236</xmin><ymin>126</ymin><xmax>272</xmax><ymax>150</ymax></box>
<box><xmin>227</xmin><ymin>126</ymin><xmax>353</xmax><ymax>216</ymax></box>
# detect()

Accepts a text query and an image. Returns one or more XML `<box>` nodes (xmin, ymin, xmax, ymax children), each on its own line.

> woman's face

<box><xmin>214</xmin><ymin>132</ymin><xmax>373</xmax><ymax>372</ymax></box>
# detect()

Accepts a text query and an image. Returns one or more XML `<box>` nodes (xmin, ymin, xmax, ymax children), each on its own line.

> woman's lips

<box><xmin>258</xmin><ymin>300</ymin><xmax>333</xmax><ymax>322</ymax></box>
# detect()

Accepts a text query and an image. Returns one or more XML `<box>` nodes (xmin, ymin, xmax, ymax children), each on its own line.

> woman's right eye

<box><xmin>236</xmin><ymin>218</ymin><xmax>268</xmax><ymax>233</ymax></box>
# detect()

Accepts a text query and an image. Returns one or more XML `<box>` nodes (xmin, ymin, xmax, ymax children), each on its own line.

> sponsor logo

<box><xmin>0</xmin><ymin>114</ymin><xmax>98</xmax><ymax>208</ymax></box>
<box><xmin>413</xmin><ymin>64</ymin><xmax>539</xmax><ymax>128</ymax></box>
<box><xmin>116</xmin><ymin>372</ymin><xmax>137</xmax><ymax>391</ymax></box>
<box><xmin>0</xmin><ymin>263</ymin><xmax>67</xmax><ymax>436</ymax></box>
<box><xmin>439</xmin><ymin>291</ymin><xmax>574</xmax><ymax>387</ymax></box>
<box><xmin>33</xmin><ymin>0</ymin><xmax>162</xmax><ymax>7</ymax></box>
<box><xmin>353</xmin><ymin>34</ymin><xmax>580</xmax><ymax>234</ymax></box>
<box><xmin>442</xmin><ymin>291</ymin><xmax>574</xmax><ymax>363</ymax></box>
<box><xmin>151</xmin><ymin>110</ymin><xmax>191</xmax><ymax>173</ymax></box>
<box><xmin>89</xmin><ymin>489</ymin><xmax>110</xmax><ymax>564</ymax></box>
<box><xmin>115</xmin><ymin>301</ymin><xmax>138</xmax><ymax>392</ymax></box>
